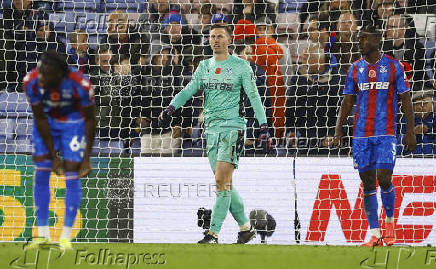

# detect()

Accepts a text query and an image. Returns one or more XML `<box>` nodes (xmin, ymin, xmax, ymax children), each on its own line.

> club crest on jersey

<box><xmin>369</xmin><ymin>70</ymin><xmax>376</xmax><ymax>78</ymax></box>
<box><xmin>380</xmin><ymin>65</ymin><xmax>388</xmax><ymax>73</ymax></box>
<box><xmin>215</xmin><ymin>67</ymin><xmax>221</xmax><ymax>74</ymax></box>
<box><xmin>226</xmin><ymin>67</ymin><xmax>232</xmax><ymax>76</ymax></box>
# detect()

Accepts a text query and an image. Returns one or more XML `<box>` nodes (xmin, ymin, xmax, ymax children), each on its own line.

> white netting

<box><xmin>0</xmin><ymin>0</ymin><xmax>435</xmax><ymax>244</ymax></box>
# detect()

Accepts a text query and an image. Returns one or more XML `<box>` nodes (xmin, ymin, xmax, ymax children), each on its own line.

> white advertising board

<box><xmin>134</xmin><ymin>157</ymin><xmax>436</xmax><ymax>245</ymax></box>
<box><xmin>134</xmin><ymin>157</ymin><xmax>295</xmax><ymax>244</ymax></box>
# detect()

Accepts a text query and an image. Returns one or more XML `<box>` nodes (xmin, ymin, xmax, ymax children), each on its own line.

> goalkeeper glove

<box><xmin>257</xmin><ymin>123</ymin><xmax>272</xmax><ymax>154</ymax></box>
<box><xmin>158</xmin><ymin>105</ymin><xmax>175</xmax><ymax>128</ymax></box>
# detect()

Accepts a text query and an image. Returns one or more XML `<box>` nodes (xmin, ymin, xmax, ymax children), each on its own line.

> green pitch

<box><xmin>0</xmin><ymin>242</ymin><xmax>435</xmax><ymax>269</ymax></box>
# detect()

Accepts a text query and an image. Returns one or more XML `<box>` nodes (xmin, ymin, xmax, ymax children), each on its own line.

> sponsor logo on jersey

<box><xmin>358</xmin><ymin>81</ymin><xmax>390</xmax><ymax>91</ymax></box>
<box><xmin>201</xmin><ymin>82</ymin><xmax>233</xmax><ymax>91</ymax></box>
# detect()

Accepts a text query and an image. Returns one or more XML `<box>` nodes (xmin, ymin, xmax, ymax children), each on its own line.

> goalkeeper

<box><xmin>159</xmin><ymin>24</ymin><xmax>271</xmax><ymax>244</ymax></box>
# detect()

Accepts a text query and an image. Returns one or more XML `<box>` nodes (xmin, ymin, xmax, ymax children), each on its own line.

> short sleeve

<box><xmin>76</xmin><ymin>75</ymin><xmax>95</xmax><ymax>107</ymax></box>
<box><xmin>343</xmin><ymin>65</ymin><xmax>356</xmax><ymax>95</ymax></box>
<box><xmin>395</xmin><ymin>61</ymin><xmax>410</xmax><ymax>94</ymax></box>
<box><xmin>23</xmin><ymin>73</ymin><xmax>41</xmax><ymax>105</ymax></box>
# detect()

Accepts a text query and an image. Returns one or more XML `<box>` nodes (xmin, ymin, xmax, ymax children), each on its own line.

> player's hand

<box><xmin>79</xmin><ymin>158</ymin><xmax>92</xmax><ymax>178</ymax></box>
<box><xmin>331</xmin><ymin>130</ymin><xmax>344</xmax><ymax>147</ymax></box>
<box><xmin>52</xmin><ymin>155</ymin><xmax>64</xmax><ymax>176</ymax></box>
<box><xmin>414</xmin><ymin>124</ymin><xmax>429</xmax><ymax>134</ymax></box>
<box><xmin>404</xmin><ymin>131</ymin><xmax>417</xmax><ymax>152</ymax></box>
<box><xmin>158</xmin><ymin>105</ymin><xmax>175</xmax><ymax>128</ymax></box>
<box><xmin>257</xmin><ymin>123</ymin><xmax>272</xmax><ymax>154</ymax></box>
<box><xmin>322</xmin><ymin>136</ymin><xmax>336</xmax><ymax>147</ymax></box>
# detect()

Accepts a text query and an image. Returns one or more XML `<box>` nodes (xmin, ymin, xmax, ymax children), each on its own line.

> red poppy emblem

<box><xmin>215</xmin><ymin>68</ymin><xmax>221</xmax><ymax>74</ymax></box>
<box><xmin>51</xmin><ymin>92</ymin><xmax>60</xmax><ymax>101</ymax></box>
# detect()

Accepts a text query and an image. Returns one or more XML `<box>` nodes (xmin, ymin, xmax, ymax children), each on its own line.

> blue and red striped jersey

<box><xmin>24</xmin><ymin>68</ymin><xmax>94</xmax><ymax>122</ymax></box>
<box><xmin>344</xmin><ymin>54</ymin><xmax>410</xmax><ymax>138</ymax></box>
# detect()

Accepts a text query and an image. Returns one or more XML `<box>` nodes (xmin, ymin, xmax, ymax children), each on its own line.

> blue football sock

<box><xmin>64</xmin><ymin>172</ymin><xmax>82</xmax><ymax>227</ymax></box>
<box><xmin>34</xmin><ymin>161</ymin><xmax>52</xmax><ymax>227</ymax></box>
<box><xmin>363</xmin><ymin>189</ymin><xmax>379</xmax><ymax>229</ymax></box>
<box><xmin>381</xmin><ymin>184</ymin><xmax>395</xmax><ymax>218</ymax></box>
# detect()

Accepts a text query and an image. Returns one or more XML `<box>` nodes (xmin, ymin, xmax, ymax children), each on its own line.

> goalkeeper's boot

<box><xmin>198</xmin><ymin>233</ymin><xmax>218</xmax><ymax>244</ymax></box>
<box><xmin>236</xmin><ymin>226</ymin><xmax>256</xmax><ymax>244</ymax></box>
<box><xmin>383</xmin><ymin>222</ymin><xmax>396</xmax><ymax>246</ymax></box>
<box><xmin>24</xmin><ymin>237</ymin><xmax>52</xmax><ymax>251</ymax></box>
<box><xmin>59</xmin><ymin>238</ymin><xmax>73</xmax><ymax>251</ymax></box>
<box><xmin>361</xmin><ymin>236</ymin><xmax>383</xmax><ymax>247</ymax></box>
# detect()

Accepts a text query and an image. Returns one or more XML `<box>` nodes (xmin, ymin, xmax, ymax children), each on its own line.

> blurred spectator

<box><xmin>299</xmin><ymin>0</ymin><xmax>325</xmax><ymax>34</ymax></box>
<box><xmin>234</xmin><ymin>43</ymin><xmax>272</xmax><ymax>148</ymax></box>
<box><xmin>160</xmin><ymin>12</ymin><xmax>202</xmax><ymax>72</ymax></box>
<box><xmin>108</xmin><ymin>54</ymin><xmax>142</xmax><ymax>152</ymax></box>
<box><xmin>196</xmin><ymin>3</ymin><xmax>217</xmax><ymax>57</ymax></box>
<box><xmin>285</xmin><ymin>43</ymin><xmax>346</xmax><ymax>155</ymax></box>
<box><xmin>306</xmin><ymin>14</ymin><xmax>337</xmax><ymax>55</ymax></box>
<box><xmin>16</xmin><ymin>20</ymin><xmax>66</xmax><ymax>91</ymax></box>
<box><xmin>140</xmin><ymin>41</ymin><xmax>193</xmax><ymax>154</ymax></box>
<box><xmin>89</xmin><ymin>44</ymin><xmax>114</xmax><ymax>139</ymax></box>
<box><xmin>103</xmin><ymin>10</ymin><xmax>150</xmax><ymax>66</ymax></box>
<box><xmin>90</xmin><ymin>46</ymin><xmax>141</xmax><ymax>152</ymax></box>
<box><xmin>3</xmin><ymin>0</ymin><xmax>49</xmax><ymax>91</ymax></box>
<box><xmin>247</xmin><ymin>19</ymin><xmax>286</xmax><ymax>139</ymax></box>
<box><xmin>233</xmin><ymin>0</ymin><xmax>277</xmax><ymax>26</ymax></box>
<box><xmin>138</xmin><ymin>0</ymin><xmax>182</xmax><ymax>37</ymax></box>
<box><xmin>331</xmin><ymin>11</ymin><xmax>360</xmax><ymax>75</ymax></box>
<box><xmin>374</xmin><ymin>0</ymin><xmax>395</xmax><ymax>30</ymax></box>
<box><xmin>384</xmin><ymin>14</ymin><xmax>429</xmax><ymax>90</ymax></box>
<box><xmin>401</xmin><ymin>90</ymin><xmax>436</xmax><ymax>154</ymax></box>
<box><xmin>67</xmin><ymin>30</ymin><xmax>95</xmax><ymax>74</ymax></box>
<box><xmin>255</xmin><ymin>16</ymin><xmax>295</xmax><ymax>86</ymax></box>
<box><xmin>319</xmin><ymin>0</ymin><xmax>352</xmax><ymax>32</ymax></box>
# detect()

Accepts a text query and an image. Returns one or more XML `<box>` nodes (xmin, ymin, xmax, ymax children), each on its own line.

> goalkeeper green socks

<box><xmin>209</xmin><ymin>190</ymin><xmax>232</xmax><ymax>234</ymax></box>
<box><xmin>229</xmin><ymin>188</ymin><xmax>250</xmax><ymax>227</ymax></box>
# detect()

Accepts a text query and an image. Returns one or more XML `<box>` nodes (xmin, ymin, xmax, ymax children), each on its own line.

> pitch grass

<box><xmin>0</xmin><ymin>242</ymin><xmax>435</xmax><ymax>269</ymax></box>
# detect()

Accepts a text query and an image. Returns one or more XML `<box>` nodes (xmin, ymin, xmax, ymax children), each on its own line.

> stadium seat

<box><xmin>55</xmin><ymin>0</ymin><xmax>101</xmax><ymax>13</ymax></box>
<box><xmin>0</xmin><ymin>118</ymin><xmax>15</xmax><ymax>140</ymax></box>
<box><xmin>51</xmin><ymin>13</ymin><xmax>108</xmax><ymax>34</ymax></box>
<box><xmin>104</xmin><ymin>2</ymin><xmax>144</xmax><ymax>13</ymax></box>
<box><xmin>15</xmin><ymin>118</ymin><xmax>32</xmax><ymax>137</ymax></box>
<box><xmin>0</xmin><ymin>92</ymin><xmax>32</xmax><ymax>118</ymax></box>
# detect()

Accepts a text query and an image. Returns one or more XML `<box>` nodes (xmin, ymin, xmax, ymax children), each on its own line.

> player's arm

<box><xmin>396</xmin><ymin>61</ymin><xmax>417</xmax><ymax>152</ymax></box>
<box><xmin>82</xmin><ymin>104</ymin><xmax>96</xmax><ymax>162</ymax></box>
<box><xmin>242</xmin><ymin>62</ymin><xmax>267</xmax><ymax>125</ymax></box>
<box><xmin>32</xmin><ymin>103</ymin><xmax>56</xmax><ymax>158</ymax></box>
<box><xmin>159</xmin><ymin>61</ymin><xmax>204</xmax><ymax>127</ymax></box>
<box><xmin>241</xmin><ymin>61</ymin><xmax>271</xmax><ymax>153</ymax></box>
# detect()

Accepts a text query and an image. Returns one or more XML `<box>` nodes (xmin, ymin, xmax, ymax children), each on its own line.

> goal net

<box><xmin>0</xmin><ymin>0</ymin><xmax>435</xmax><ymax>244</ymax></box>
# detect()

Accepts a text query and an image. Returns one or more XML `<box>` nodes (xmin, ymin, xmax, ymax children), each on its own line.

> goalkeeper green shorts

<box><xmin>206</xmin><ymin>129</ymin><xmax>245</xmax><ymax>172</ymax></box>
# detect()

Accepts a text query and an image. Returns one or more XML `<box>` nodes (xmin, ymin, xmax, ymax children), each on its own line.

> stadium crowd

<box><xmin>0</xmin><ymin>0</ymin><xmax>435</xmax><ymax>155</ymax></box>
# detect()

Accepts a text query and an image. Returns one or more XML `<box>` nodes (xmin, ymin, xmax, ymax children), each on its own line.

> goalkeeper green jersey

<box><xmin>170</xmin><ymin>55</ymin><xmax>267</xmax><ymax>132</ymax></box>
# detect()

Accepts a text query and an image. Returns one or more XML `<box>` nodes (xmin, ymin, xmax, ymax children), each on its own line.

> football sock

<box><xmin>34</xmin><ymin>161</ymin><xmax>52</xmax><ymax>235</ymax></box>
<box><xmin>381</xmin><ymin>184</ymin><xmax>395</xmax><ymax>220</ymax></box>
<box><xmin>209</xmin><ymin>190</ymin><xmax>231</xmax><ymax>234</ymax></box>
<box><xmin>64</xmin><ymin>172</ymin><xmax>82</xmax><ymax>235</ymax></box>
<box><xmin>371</xmin><ymin>228</ymin><xmax>381</xmax><ymax>238</ymax></box>
<box><xmin>229</xmin><ymin>188</ymin><xmax>249</xmax><ymax>228</ymax></box>
<box><xmin>363</xmin><ymin>189</ymin><xmax>379</xmax><ymax>230</ymax></box>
